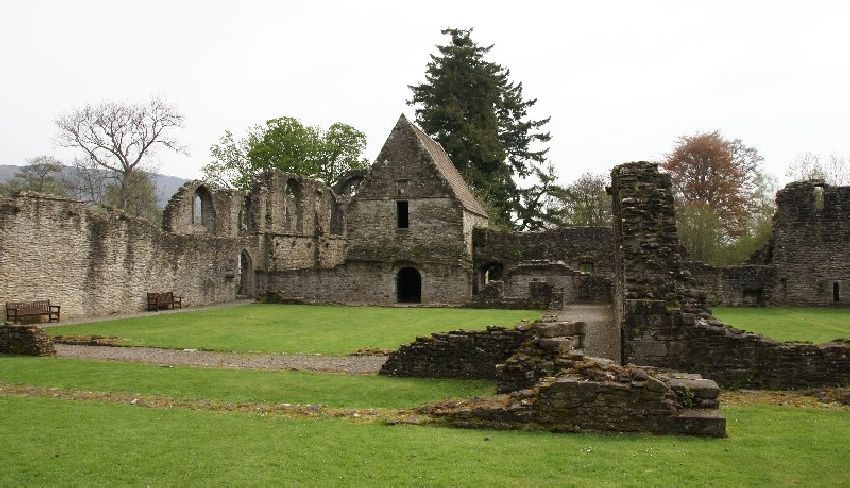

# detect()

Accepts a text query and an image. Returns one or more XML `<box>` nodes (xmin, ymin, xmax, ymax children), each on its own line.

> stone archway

<box><xmin>397</xmin><ymin>267</ymin><xmax>422</xmax><ymax>304</ymax></box>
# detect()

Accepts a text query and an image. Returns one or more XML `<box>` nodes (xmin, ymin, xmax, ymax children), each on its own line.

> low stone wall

<box><xmin>380</xmin><ymin>316</ymin><xmax>585</xmax><ymax>379</ymax></box>
<box><xmin>0</xmin><ymin>324</ymin><xmax>55</xmax><ymax>356</ymax></box>
<box><xmin>685</xmin><ymin>261</ymin><xmax>777</xmax><ymax>306</ymax></box>
<box><xmin>380</xmin><ymin>325</ymin><xmax>531</xmax><ymax>379</ymax></box>
<box><xmin>421</xmin><ymin>354</ymin><xmax>725</xmax><ymax>437</ymax></box>
<box><xmin>623</xmin><ymin>299</ymin><xmax>850</xmax><ymax>389</ymax></box>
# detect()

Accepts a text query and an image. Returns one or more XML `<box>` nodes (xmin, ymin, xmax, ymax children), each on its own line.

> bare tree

<box><xmin>55</xmin><ymin>97</ymin><xmax>185</xmax><ymax>209</ymax></box>
<box><xmin>61</xmin><ymin>158</ymin><xmax>110</xmax><ymax>204</ymax></box>
<box><xmin>786</xmin><ymin>153</ymin><xmax>850</xmax><ymax>186</ymax></box>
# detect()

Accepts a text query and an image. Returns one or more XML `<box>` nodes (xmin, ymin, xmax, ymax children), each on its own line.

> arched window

<box><xmin>191</xmin><ymin>187</ymin><xmax>215</xmax><ymax>232</ymax></box>
<box><xmin>397</xmin><ymin>267</ymin><xmax>422</xmax><ymax>304</ymax></box>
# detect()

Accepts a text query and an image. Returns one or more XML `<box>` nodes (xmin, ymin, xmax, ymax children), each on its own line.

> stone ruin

<box><xmin>1</xmin><ymin>113</ymin><xmax>849</xmax><ymax>435</ymax></box>
<box><xmin>0</xmin><ymin>324</ymin><xmax>55</xmax><ymax>356</ymax></box>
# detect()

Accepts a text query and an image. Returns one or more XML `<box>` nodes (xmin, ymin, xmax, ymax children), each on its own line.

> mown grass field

<box><xmin>0</xmin><ymin>356</ymin><xmax>492</xmax><ymax>409</ymax></box>
<box><xmin>712</xmin><ymin>307</ymin><xmax>850</xmax><ymax>343</ymax></box>
<box><xmin>47</xmin><ymin>305</ymin><xmax>541</xmax><ymax>354</ymax></box>
<box><xmin>0</xmin><ymin>395</ymin><xmax>848</xmax><ymax>487</ymax></box>
<box><xmin>2</xmin><ymin>306</ymin><xmax>848</xmax><ymax>485</ymax></box>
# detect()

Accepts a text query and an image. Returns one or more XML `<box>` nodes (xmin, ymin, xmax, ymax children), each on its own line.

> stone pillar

<box><xmin>609</xmin><ymin>162</ymin><xmax>701</xmax><ymax>365</ymax></box>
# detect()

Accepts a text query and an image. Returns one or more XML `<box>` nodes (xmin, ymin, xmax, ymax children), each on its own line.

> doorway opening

<box><xmin>397</xmin><ymin>267</ymin><xmax>421</xmax><ymax>304</ymax></box>
<box><xmin>833</xmin><ymin>282</ymin><xmax>841</xmax><ymax>303</ymax></box>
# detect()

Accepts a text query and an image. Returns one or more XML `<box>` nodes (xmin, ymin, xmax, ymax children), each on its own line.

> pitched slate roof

<box><xmin>402</xmin><ymin>116</ymin><xmax>488</xmax><ymax>217</ymax></box>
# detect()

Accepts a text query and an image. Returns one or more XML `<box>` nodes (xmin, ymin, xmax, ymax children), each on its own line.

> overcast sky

<box><xmin>1</xmin><ymin>0</ymin><xmax>848</xmax><ymax>186</ymax></box>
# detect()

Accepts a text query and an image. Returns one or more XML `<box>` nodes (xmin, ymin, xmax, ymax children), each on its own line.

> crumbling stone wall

<box><xmin>422</xmin><ymin>353</ymin><xmax>725</xmax><ymax>437</ymax></box>
<box><xmin>771</xmin><ymin>180</ymin><xmax>850</xmax><ymax>306</ymax></box>
<box><xmin>0</xmin><ymin>324</ymin><xmax>56</xmax><ymax>356</ymax></box>
<box><xmin>473</xmin><ymin>261</ymin><xmax>612</xmax><ymax>309</ymax></box>
<box><xmin>380</xmin><ymin>325</ymin><xmax>532</xmax><ymax>379</ymax></box>
<box><xmin>622</xmin><ymin>300</ymin><xmax>850</xmax><ymax>389</ymax></box>
<box><xmin>685</xmin><ymin>262</ymin><xmax>777</xmax><ymax>306</ymax></box>
<box><xmin>610</xmin><ymin>162</ymin><xmax>850</xmax><ymax>388</ymax></box>
<box><xmin>472</xmin><ymin>227</ymin><xmax>615</xmax><ymax>280</ymax></box>
<box><xmin>380</xmin><ymin>315</ymin><xmax>585</xmax><ymax>379</ymax></box>
<box><xmin>162</xmin><ymin>181</ymin><xmax>243</xmax><ymax>237</ymax></box>
<box><xmin>0</xmin><ymin>193</ymin><xmax>246</xmax><ymax>319</ymax></box>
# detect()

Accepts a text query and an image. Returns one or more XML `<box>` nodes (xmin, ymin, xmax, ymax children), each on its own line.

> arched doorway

<box><xmin>397</xmin><ymin>267</ymin><xmax>421</xmax><ymax>304</ymax></box>
<box><xmin>238</xmin><ymin>250</ymin><xmax>254</xmax><ymax>298</ymax></box>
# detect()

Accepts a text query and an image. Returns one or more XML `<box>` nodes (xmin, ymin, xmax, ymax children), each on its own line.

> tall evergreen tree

<box><xmin>408</xmin><ymin>28</ymin><xmax>552</xmax><ymax>227</ymax></box>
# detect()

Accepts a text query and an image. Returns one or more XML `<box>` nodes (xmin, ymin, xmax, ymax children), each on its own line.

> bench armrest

<box><xmin>49</xmin><ymin>306</ymin><xmax>61</xmax><ymax>311</ymax></box>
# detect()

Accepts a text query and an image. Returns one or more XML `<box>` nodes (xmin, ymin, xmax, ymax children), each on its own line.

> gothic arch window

<box><xmin>191</xmin><ymin>187</ymin><xmax>216</xmax><ymax>232</ymax></box>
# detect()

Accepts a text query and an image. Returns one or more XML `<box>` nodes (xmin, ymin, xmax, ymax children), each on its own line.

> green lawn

<box><xmin>1</xmin><ymin>395</ymin><xmax>848</xmax><ymax>486</ymax></box>
<box><xmin>0</xmin><ymin>356</ymin><xmax>492</xmax><ymax>409</ymax></box>
<box><xmin>49</xmin><ymin>305</ymin><xmax>540</xmax><ymax>354</ymax></box>
<box><xmin>712</xmin><ymin>307</ymin><xmax>850</xmax><ymax>343</ymax></box>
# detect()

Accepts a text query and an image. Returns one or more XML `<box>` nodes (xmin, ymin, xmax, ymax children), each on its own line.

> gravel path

<box><xmin>557</xmin><ymin>304</ymin><xmax>619</xmax><ymax>361</ymax></box>
<box><xmin>55</xmin><ymin>344</ymin><xmax>387</xmax><ymax>374</ymax></box>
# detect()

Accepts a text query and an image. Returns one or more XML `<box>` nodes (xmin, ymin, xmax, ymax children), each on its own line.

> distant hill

<box><xmin>0</xmin><ymin>164</ymin><xmax>189</xmax><ymax>207</ymax></box>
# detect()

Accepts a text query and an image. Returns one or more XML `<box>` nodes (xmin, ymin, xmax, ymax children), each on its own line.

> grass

<box><xmin>0</xmin><ymin>356</ymin><xmax>492</xmax><ymax>409</ymax></box>
<box><xmin>1</xmin><ymin>395</ymin><xmax>848</xmax><ymax>486</ymax></box>
<box><xmin>48</xmin><ymin>305</ymin><xmax>540</xmax><ymax>354</ymax></box>
<box><xmin>712</xmin><ymin>307</ymin><xmax>850</xmax><ymax>343</ymax></box>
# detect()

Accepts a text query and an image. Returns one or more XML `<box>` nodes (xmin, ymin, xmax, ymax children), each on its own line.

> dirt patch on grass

<box><xmin>0</xmin><ymin>383</ymin><xmax>423</xmax><ymax>423</ymax></box>
<box><xmin>720</xmin><ymin>388</ymin><xmax>850</xmax><ymax>409</ymax></box>
<box><xmin>52</xmin><ymin>335</ymin><xmax>123</xmax><ymax>346</ymax></box>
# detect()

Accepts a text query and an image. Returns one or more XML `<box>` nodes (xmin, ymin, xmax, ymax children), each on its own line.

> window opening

<box><xmin>397</xmin><ymin>200</ymin><xmax>409</xmax><ymax>228</ymax></box>
<box><xmin>814</xmin><ymin>187</ymin><xmax>825</xmax><ymax>210</ymax></box>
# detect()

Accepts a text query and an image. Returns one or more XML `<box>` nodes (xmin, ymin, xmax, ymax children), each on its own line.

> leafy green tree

<box><xmin>203</xmin><ymin>117</ymin><xmax>368</xmax><ymax>191</ymax></box>
<box><xmin>408</xmin><ymin>28</ymin><xmax>552</xmax><ymax>226</ymax></box>
<box><xmin>0</xmin><ymin>156</ymin><xmax>68</xmax><ymax>196</ymax></box>
<box><xmin>549</xmin><ymin>172</ymin><xmax>612</xmax><ymax>227</ymax></box>
<box><xmin>105</xmin><ymin>171</ymin><xmax>162</xmax><ymax>224</ymax></box>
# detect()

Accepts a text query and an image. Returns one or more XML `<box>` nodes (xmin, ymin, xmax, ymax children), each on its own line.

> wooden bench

<box><xmin>146</xmin><ymin>292</ymin><xmax>182</xmax><ymax>311</ymax></box>
<box><xmin>5</xmin><ymin>300</ymin><xmax>61</xmax><ymax>323</ymax></box>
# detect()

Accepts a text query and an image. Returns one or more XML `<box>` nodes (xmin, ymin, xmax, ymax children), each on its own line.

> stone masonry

<box><xmin>420</xmin><ymin>353</ymin><xmax>725</xmax><ymax>437</ymax></box>
<box><xmin>610</xmin><ymin>162</ymin><xmax>850</xmax><ymax>389</ymax></box>
<box><xmin>0</xmin><ymin>324</ymin><xmax>55</xmax><ymax>356</ymax></box>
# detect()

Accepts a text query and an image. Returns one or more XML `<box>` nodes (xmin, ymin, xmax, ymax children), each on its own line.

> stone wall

<box><xmin>685</xmin><ymin>261</ymin><xmax>777</xmax><ymax>306</ymax></box>
<box><xmin>380</xmin><ymin>315</ymin><xmax>585</xmax><ymax>379</ymax></box>
<box><xmin>0</xmin><ymin>194</ymin><xmax>245</xmax><ymax>319</ymax></box>
<box><xmin>162</xmin><ymin>181</ymin><xmax>243</xmax><ymax>237</ymax></box>
<box><xmin>771</xmin><ymin>180</ymin><xmax>850</xmax><ymax>306</ymax></box>
<box><xmin>0</xmin><ymin>324</ymin><xmax>55</xmax><ymax>356</ymax></box>
<box><xmin>422</xmin><ymin>353</ymin><xmax>725</xmax><ymax>437</ymax></box>
<box><xmin>265</xmin><ymin>261</ymin><xmax>472</xmax><ymax>306</ymax></box>
<box><xmin>610</xmin><ymin>162</ymin><xmax>850</xmax><ymax>389</ymax></box>
<box><xmin>473</xmin><ymin>261</ymin><xmax>612</xmax><ymax>309</ymax></box>
<box><xmin>380</xmin><ymin>325</ymin><xmax>531</xmax><ymax>379</ymax></box>
<box><xmin>622</xmin><ymin>300</ymin><xmax>850</xmax><ymax>389</ymax></box>
<box><xmin>472</xmin><ymin>227</ymin><xmax>615</xmax><ymax>280</ymax></box>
